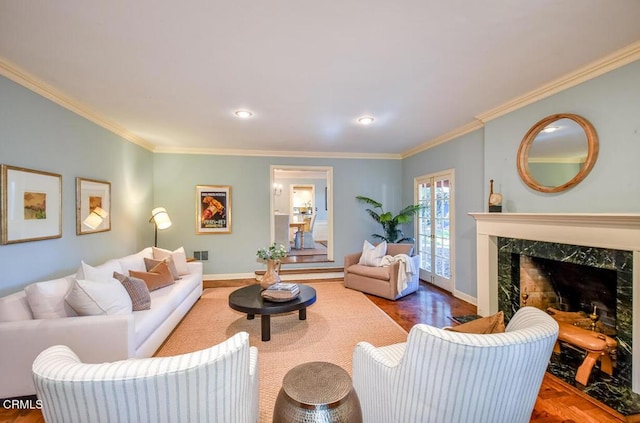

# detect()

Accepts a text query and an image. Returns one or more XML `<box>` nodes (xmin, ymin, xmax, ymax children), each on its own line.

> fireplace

<box><xmin>470</xmin><ymin>213</ymin><xmax>640</xmax><ymax>417</ymax></box>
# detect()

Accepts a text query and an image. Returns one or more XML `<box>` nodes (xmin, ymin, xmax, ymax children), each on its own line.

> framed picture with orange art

<box><xmin>1</xmin><ymin>164</ymin><xmax>62</xmax><ymax>245</ymax></box>
<box><xmin>76</xmin><ymin>177</ymin><xmax>111</xmax><ymax>235</ymax></box>
<box><xmin>196</xmin><ymin>185</ymin><xmax>231</xmax><ymax>234</ymax></box>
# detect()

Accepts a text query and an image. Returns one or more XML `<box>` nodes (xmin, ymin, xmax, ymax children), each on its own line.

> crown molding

<box><xmin>475</xmin><ymin>40</ymin><xmax>640</xmax><ymax>123</ymax></box>
<box><xmin>0</xmin><ymin>58</ymin><xmax>155</xmax><ymax>151</ymax></box>
<box><xmin>153</xmin><ymin>145</ymin><xmax>402</xmax><ymax>160</ymax></box>
<box><xmin>401</xmin><ymin>119</ymin><xmax>484</xmax><ymax>159</ymax></box>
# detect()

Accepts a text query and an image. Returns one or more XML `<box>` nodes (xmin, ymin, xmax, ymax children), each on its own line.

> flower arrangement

<box><xmin>256</xmin><ymin>242</ymin><xmax>288</xmax><ymax>261</ymax></box>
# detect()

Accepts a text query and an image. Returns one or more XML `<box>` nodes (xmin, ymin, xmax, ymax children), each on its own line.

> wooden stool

<box><xmin>554</xmin><ymin>321</ymin><xmax>617</xmax><ymax>385</ymax></box>
<box><xmin>273</xmin><ymin>361</ymin><xmax>362</xmax><ymax>423</ymax></box>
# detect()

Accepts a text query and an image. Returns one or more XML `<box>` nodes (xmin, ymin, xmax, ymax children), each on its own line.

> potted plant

<box><xmin>256</xmin><ymin>243</ymin><xmax>288</xmax><ymax>288</ymax></box>
<box><xmin>356</xmin><ymin>195</ymin><xmax>423</xmax><ymax>243</ymax></box>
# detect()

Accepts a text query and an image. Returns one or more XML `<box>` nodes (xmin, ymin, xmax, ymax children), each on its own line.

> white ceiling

<box><xmin>1</xmin><ymin>1</ymin><xmax>640</xmax><ymax>157</ymax></box>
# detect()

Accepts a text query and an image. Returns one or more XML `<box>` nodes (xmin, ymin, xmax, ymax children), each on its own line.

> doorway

<box><xmin>415</xmin><ymin>169</ymin><xmax>454</xmax><ymax>292</ymax></box>
<box><xmin>270</xmin><ymin>165</ymin><xmax>333</xmax><ymax>263</ymax></box>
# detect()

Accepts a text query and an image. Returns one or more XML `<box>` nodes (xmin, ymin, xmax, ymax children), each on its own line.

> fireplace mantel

<box><xmin>470</xmin><ymin>212</ymin><xmax>640</xmax><ymax>393</ymax></box>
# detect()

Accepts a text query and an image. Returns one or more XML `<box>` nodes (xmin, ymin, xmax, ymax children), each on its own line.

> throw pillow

<box><xmin>358</xmin><ymin>240</ymin><xmax>387</xmax><ymax>267</ymax></box>
<box><xmin>129</xmin><ymin>261</ymin><xmax>175</xmax><ymax>291</ymax></box>
<box><xmin>152</xmin><ymin>246</ymin><xmax>189</xmax><ymax>275</ymax></box>
<box><xmin>76</xmin><ymin>260</ymin><xmax>123</xmax><ymax>283</ymax></box>
<box><xmin>24</xmin><ymin>278</ymin><xmax>75</xmax><ymax>319</ymax></box>
<box><xmin>144</xmin><ymin>257</ymin><xmax>180</xmax><ymax>280</ymax></box>
<box><xmin>113</xmin><ymin>272</ymin><xmax>151</xmax><ymax>311</ymax></box>
<box><xmin>65</xmin><ymin>279</ymin><xmax>133</xmax><ymax>316</ymax></box>
<box><xmin>445</xmin><ymin>311</ymin><xmax>506</xmax><ymax>334</ymax></box>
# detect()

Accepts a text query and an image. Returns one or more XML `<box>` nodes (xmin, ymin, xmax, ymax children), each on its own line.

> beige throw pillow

<box><xmin>130</xmin><ymin>261</ymin><xmax>175</xmax><ymax>291</ymax></box>
<box><xmin>446</xmin><ymin>311</ymin><xmax>506</xmax><ymax>334</ymax></box>
<box><xmin>144</xmin><ymin>257</ymin><xmax>180</xmax><ymax>280</ymax></box>
<box><xmin>152</xmin><ymin>246</ymin><xmax>189</xmax><ymax>275</ymax></box>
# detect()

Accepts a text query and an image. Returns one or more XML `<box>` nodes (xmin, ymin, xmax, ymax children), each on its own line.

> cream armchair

<box><xmin>33</xmin><ymin>332</ymin><xmax>259</xmax><ymax>423</ymax></box>
<box><xmin>344</xmin><ymin>243</ymin><xmax>420</xmax><ymax>300</ymax></box>
<box><xmin>352</xmin><ymin>307</ymin><xmax>559</xmax><ymax>423</ymax></box>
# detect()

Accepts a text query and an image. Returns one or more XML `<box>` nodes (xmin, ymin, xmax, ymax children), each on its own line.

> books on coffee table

<box><xmin>261</xmin><ymin>283</ymin><xmax>300</xmax><ymax>302</ymax></box>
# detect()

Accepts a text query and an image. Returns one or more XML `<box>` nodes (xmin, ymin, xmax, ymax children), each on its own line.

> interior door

<box><xmin>415</xmin><ymin>170</ymin><xmax>454</xmax><ymax>292</ymax></box>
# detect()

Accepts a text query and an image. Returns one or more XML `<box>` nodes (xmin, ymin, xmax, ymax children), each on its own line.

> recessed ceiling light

<box><xmin>357</xmin><ymin>116</ymin><xmax>375</xmax><ymax>125</ymax></box>
<box><xmin>234</xmin><ymin>110</ymin><xmax>253</xmax><ymax>118</ymax></box>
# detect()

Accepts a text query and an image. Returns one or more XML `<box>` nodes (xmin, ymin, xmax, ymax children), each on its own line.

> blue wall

<box><xmin>0</xmin><ymin>76</ymin><xmax>154</xmax><ymax>296</ymax></box>
<box><xmin>402</xmin><ymin>130</ymin><xmax>485</xmax><ymax>299</ymax></box>
<box><xmin>484</xmin><ymin>60</ymin><xmax>640</xmax><ymax>212</ymax></box>
<box><xmin>152</xmin><ymin>154</ymin><xmax>402</xmax><ymax>274</ymax></box>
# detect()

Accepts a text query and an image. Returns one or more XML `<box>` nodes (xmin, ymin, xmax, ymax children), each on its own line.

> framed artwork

<box><xmin>1</xmin><ymin>165</ymin><xmax>62</xmax><ymax>245</ymax></box>
<box><xmin>196</xmin><ymin>185</ymin><xmax>231</xmax><ymax>234</ymax></box>
<box><xmin>76</xmin><ymin>177</ymin><xmax>111</xmax><ymax>235</ymax></box>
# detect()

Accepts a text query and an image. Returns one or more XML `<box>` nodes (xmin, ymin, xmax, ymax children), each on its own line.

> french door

<box><xmin>415</xmin><ymin>169</ymin><xmax>454</xmax><ymax>292</ymax></box>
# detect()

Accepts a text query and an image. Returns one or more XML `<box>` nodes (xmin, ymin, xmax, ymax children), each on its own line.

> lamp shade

<box><xmin>151</xmin><ymin>207</ymin><xmax>172</xmax><ymax>230</ymax></box>
<box><xmin>83</xmin><ymin>207</ymin><xmax>108</xmax><ymax>230</ymax></box>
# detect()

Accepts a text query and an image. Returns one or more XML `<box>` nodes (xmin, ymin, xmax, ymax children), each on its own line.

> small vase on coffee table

<box><xmin>261</xmin><ymin>259</ymin><xmax>281</xmax><ymax>289</ymax></box>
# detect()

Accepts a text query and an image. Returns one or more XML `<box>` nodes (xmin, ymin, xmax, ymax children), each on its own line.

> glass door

<box><xmin>415</xmin><ymin>170</ymin><xmax>454</xmax><ymax>292</ymax></box>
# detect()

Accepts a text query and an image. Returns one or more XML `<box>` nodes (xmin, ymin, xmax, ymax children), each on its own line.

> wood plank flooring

<box><xmin>0</xmin><ymin>280</ymin><xmax>626</xmax><ymax>423</ymax></box>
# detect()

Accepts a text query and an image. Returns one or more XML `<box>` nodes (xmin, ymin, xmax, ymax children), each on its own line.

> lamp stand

<box><xmin>154</xmin><ymin>224</ymin><xmax>158</xmax><ymax>247</ymax></box>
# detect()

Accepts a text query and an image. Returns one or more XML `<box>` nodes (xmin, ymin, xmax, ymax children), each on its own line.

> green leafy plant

<box><xmin>356</xmin><ymin>195</ymin><xmax>423</xmax><ymax>243</ymax></box>
<box><xmin>256</xmin><ymin>242</ymin><xmax>288</xmax><ymax>261</ymax></box>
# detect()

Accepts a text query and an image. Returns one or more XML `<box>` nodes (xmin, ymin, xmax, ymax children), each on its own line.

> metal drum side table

<box><xmin>273</xmin><ymin>361</ymin><xmax>362</xmax><ymax>423</ymax></box>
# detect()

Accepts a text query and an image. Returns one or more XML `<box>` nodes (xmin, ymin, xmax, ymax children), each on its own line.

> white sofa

<box><xmin>0</xmin><ymin>247</ymin><xmax>203</xmax><ymax>399</ymax></box>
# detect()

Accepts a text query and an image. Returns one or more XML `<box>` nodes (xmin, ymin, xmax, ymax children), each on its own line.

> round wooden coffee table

<box><xmin>228</xmin><ymin>284</ymin><xmax>316</xmax><ymax>341</ymax></box>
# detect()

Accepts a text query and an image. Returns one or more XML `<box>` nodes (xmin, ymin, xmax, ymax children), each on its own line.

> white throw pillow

<box><xmin>358</xmin><ymin>240</ymin><xmax>387</xmax><ymax>267</ymax></box>
<box><xmin>65</xmin><ymin>279</ymin><xmax>132</xmax><ymax>316</ymax></box>
<box><xmin>153</xmin><ymin>246</ymin><xmax>189</xmax><ymax>275</ymax></box>
<box><xmin>76</xmin><ymin>260</ymin><xmax>123</xmax><ymax>282</ymax></box>
<box><xmin>24</xmin><ymin>277</ymin><xmax>75</xmax><ymax>319</ymax></box>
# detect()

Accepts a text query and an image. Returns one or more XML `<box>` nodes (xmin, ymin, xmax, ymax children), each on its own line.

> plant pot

<box><xmin>260</xmin><ymin>259</ymin><xmax>281</xmax><ymax>289</ymax></box>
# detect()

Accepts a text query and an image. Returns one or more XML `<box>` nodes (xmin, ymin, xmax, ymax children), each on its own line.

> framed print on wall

<box><xmin>76</xmin><ymin>177</ymin><xmax>111</xmax><ymax>235</ymax></box>
<box><xmin>1</xmin><ymin>165</ymin><xmax>62</xmax><ymax>245</ymax></box>
<box><xmin>196</xmin><ymin>185</ymin><xmax>231</xmax><ymax>234</ymax></box>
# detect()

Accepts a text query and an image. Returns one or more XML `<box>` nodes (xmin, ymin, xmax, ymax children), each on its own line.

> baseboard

<box><xmin>453</xmin><ymin>289</ymin><xmax>477</xmax><ymax>306</ymax></box>
<box><xmin>202</xmin><ymin>268</ymin><xmax>345</xmax><ymax>289</ymax></box>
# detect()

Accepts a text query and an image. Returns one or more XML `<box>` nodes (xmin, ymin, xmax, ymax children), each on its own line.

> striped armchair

<box><xmin>33</xmin><ymin>332</ymin><xmax>258</xmax><ymax>423</ymax></box>
<box><xmin>352</xmin><ymin>307</ymin><xmax>559</xmax><ymax>423</ymax></box>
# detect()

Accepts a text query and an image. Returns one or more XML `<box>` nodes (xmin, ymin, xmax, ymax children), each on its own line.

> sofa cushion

<box><xmin>130</xmin><ymin>261</ymin><xmax>175</xmax><ymax>292</ymax></box>
<box><xmin>347</xmin><ymin>264</ymin><xmax>391</xmax><ymax>281</ymax></box>
<box><xmin>113</xmin><ymin>272</ymin><xmax>151</xmax><ymax>311</ymax></box>
<box><xmin>387</xmin><ymin>243</ymin><xmax>414</xmax><ymax>257</ymax></box>
<box><xmin>153</xmin><ymin>246</ymin><xmax>189</xmax><ymax>276</ymax></box>
<box><xmin>358</xmin><ymin>240</ymin><xmax>387</xmax><ymax>267</ymax></box>
<box><xmin>65</xmin><ymin>279</ymin><xmax>133</xmax><ymax>316</ymax></box>
<box><xmin>144</xmin><ymin>257</ymin><xmax>180</xmax><ymax>281</ymax></box>
<box><xmin>446</xmin><ymin>311</ymin><xmax>506</xmax><ymax>334</ymax></box>
<box><xmin>24</xmin><ymin>277</ymin><xmax>76</xmax><ymax>319</ymax></box>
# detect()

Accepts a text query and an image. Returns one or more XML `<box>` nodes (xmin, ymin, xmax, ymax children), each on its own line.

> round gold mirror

<box><xmin>517</xmin><ymin>113</ymin><xmax>598</xmax><ymax>193</ymax></box>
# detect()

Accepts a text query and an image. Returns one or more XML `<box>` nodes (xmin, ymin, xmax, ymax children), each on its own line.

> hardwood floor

<box><xmin>0</xmin><ymin>280</ymin><xmax>627</xmax><ymax>423</ymax></box>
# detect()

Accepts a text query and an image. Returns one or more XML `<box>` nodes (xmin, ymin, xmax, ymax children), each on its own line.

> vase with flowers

<box><xmin>256</xmin><ymin>243</ymin><xmax>288</xmax><ymax>289</ymax></box>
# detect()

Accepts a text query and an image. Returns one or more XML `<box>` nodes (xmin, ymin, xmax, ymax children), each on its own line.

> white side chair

<box><xmin>33</xmin><ymin>332</ymin><xmax>259</xmax><ymax>423</ymax></box>
<box><xmin>352</xmin><ymin>307</ymin><xmax>559</xmax><ymax>423</ymax></box>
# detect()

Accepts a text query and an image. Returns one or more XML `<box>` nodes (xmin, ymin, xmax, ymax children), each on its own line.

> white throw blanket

<box><xmin>380</xmin><ymin>254</ymin><xmax>416</xmax><ymax>293</ymax></box>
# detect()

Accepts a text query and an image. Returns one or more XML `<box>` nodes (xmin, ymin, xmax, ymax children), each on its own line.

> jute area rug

<box><xmin>155</xmin><ymin>281</ymin><xmax>408</xmax><ymax>422</ymax></box>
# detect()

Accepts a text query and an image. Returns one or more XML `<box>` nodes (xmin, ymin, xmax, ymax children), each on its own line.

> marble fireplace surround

<box><xmin>470</xmin><ymin>213</ymin><xmax>640</xmax><ymax>394</ymax></box>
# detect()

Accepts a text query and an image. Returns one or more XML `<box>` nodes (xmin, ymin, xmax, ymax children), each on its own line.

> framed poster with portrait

<box><xmin>1</xmin><ymin>165</ymin><xmax>62</xmax><ymax>245</ymax></box>
<box><xmin>76</xmin><ymin>177</ymin><xmax>111</xmax><ymax>235</ymax></box>
<box><xmin>196</xmin><ymin>185</ymin><xmax>231</xmax><ymax>234</ymax></box>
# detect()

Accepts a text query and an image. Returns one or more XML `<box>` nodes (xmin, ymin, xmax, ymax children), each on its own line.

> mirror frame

<box><xmin>517</xmin><ymin>113</ymin><xmax>598</xmax><ymax>193</ymax></box>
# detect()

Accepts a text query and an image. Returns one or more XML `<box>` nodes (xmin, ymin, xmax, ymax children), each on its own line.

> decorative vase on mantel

<box><xmin>260</xmin><ymin>259</ymin><xmax>282</xmax><ymax>289</ymax></box>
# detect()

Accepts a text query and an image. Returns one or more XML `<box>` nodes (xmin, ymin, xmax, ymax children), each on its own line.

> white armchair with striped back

<box><xmin>32</xmin><ymin>331</ymin><xmax>258</xmax><ymax>423</ymax></box>
<box><xmin>352</xmin><ymin>306</ymin><xmax>559</xmax><ymax>423</ymax></box>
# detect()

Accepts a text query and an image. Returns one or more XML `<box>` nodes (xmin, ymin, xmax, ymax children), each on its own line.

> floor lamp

<box><xmin>149</xmin><ymin>207</ymin><xmax>172</xmax><ymax>247</ymax></box>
